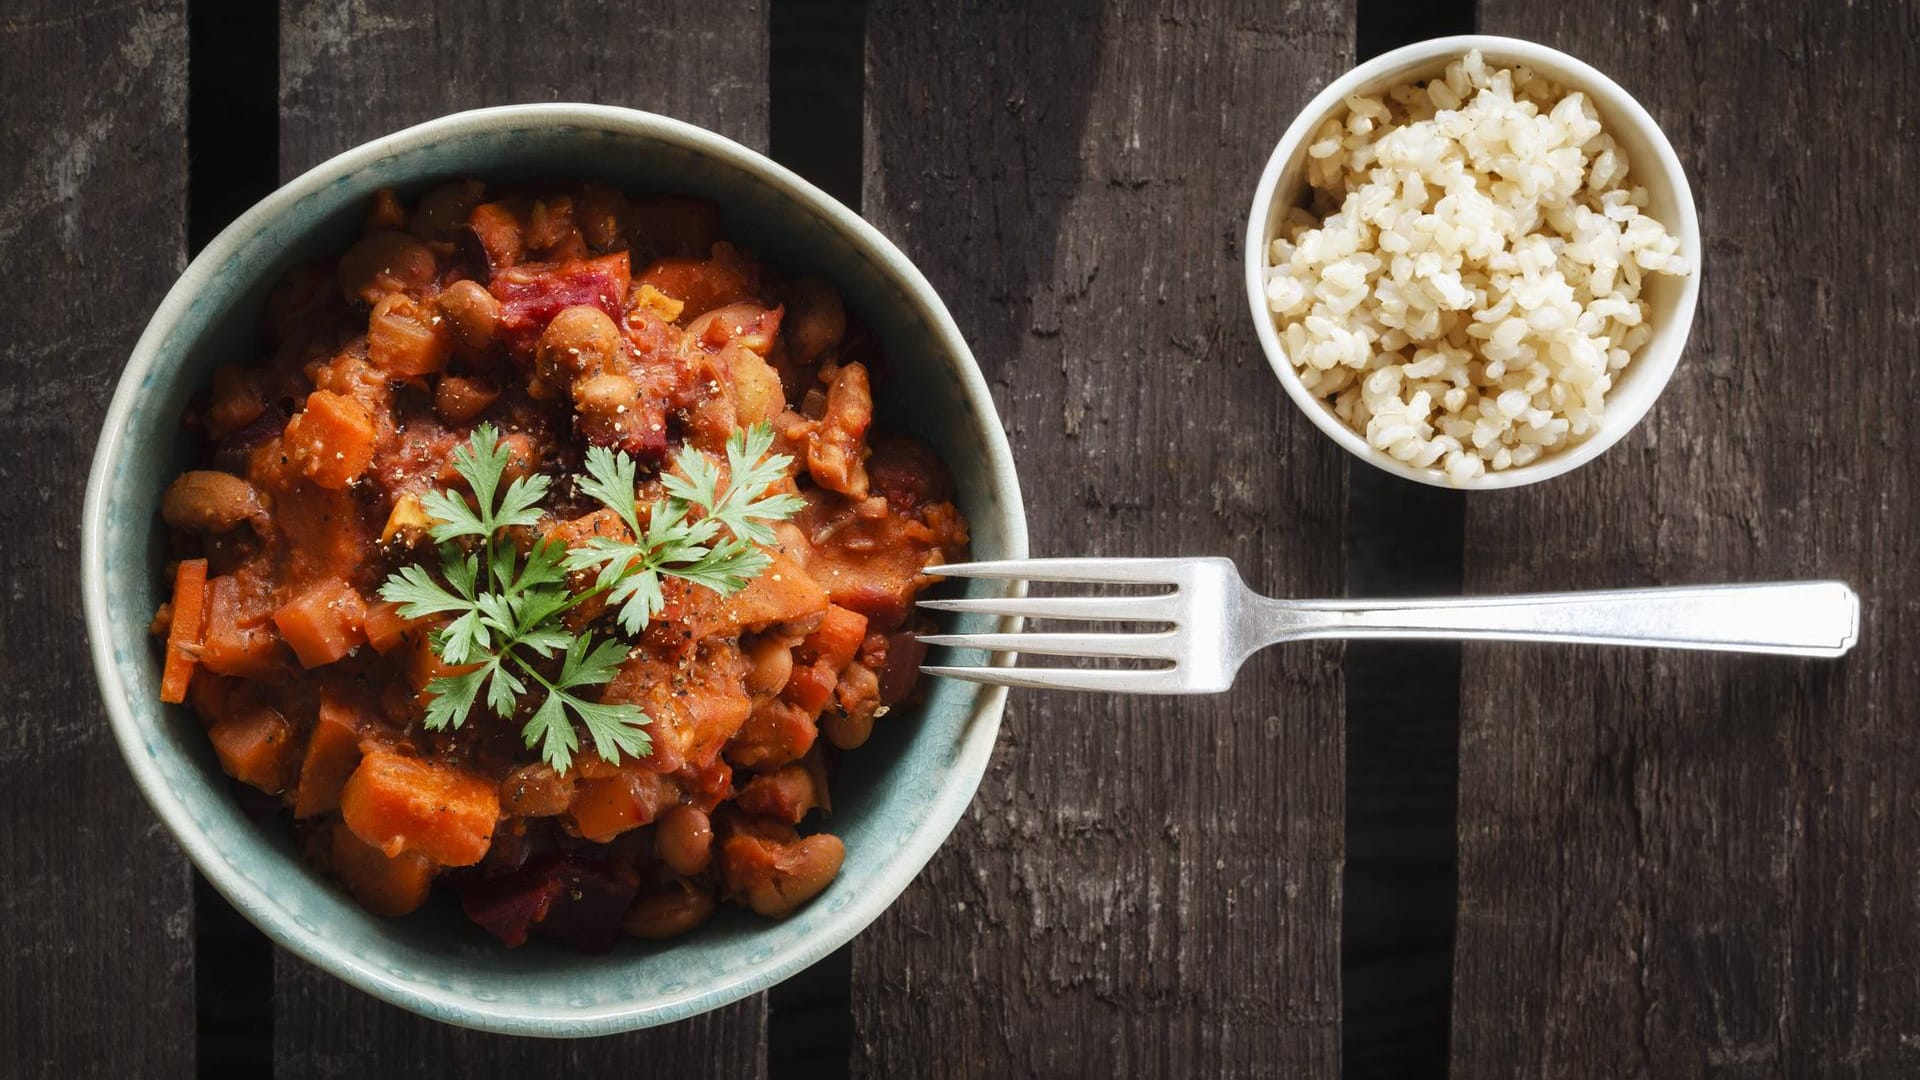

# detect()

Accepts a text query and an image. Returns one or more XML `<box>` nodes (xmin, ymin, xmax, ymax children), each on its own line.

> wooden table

<box><xmin>7</xmin><ymin>0</ymin><xmax>1916</xmax><ymax>1075</ymax></box>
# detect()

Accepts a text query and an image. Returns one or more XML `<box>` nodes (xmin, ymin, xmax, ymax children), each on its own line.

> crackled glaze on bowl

<box><xmin>82</xmin><ymin>105</ymin><xmax>1027</xmax><ymax>1037</ymax></box>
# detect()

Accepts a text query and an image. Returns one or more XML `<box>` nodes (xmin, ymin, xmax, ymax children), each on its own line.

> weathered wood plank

<box><xmin>271</xmin><ymin>1</ymin><xmax>771</xmax><ymax>1072</ymax></box>
<box><xmin>0</xmin><ymin>0</ymin><xmax>196</xmax><ymax>1073</ymax></box>
<box><xmin>1455</xmin><ymin>2</ymin><xmax>1920</xmax><ymax>1076</ymax></box>
<box><xmin>856</xmin><ymin>1</ymin><xmax>1351</xmax><ymax>1074</ymax></box>
<box><xmin>279</xmin><ymin>0</ymin><xmax>770</xmax><ymax>174</ymax></box>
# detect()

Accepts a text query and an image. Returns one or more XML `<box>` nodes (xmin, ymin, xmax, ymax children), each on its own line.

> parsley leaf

<box><xmin>566</xmin><ymin>420</ymin><xmax>802</xmax><ymax>632</ymax></box>
<box><xmin>378</xmin><ymin>419</ymin><xmax>802</xmax><ymax>774</ymax></box>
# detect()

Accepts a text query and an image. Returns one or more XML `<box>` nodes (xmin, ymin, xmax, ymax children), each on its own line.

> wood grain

<box><xmin>1454</xmin><ymin>1</ymin><xmax>1920</xmax><ymax>1076</ymax></box>
<box><xmin>0</xmin><ymin>0</ymin><xmax>195</xmax><ymax>1074</ymax></box>
<box><xmin>271</xmin><ymin>2</ymin><xmax>771</xmax><ymax>1073</ymax></box>
<box><xmin>855</xmin><ymin>1</ymin><xmax>1352</xmax><ymax>1074</ymax></box>
<box><xmin>0</xmin><ymin>0</ymin><xmax>194</xmax><ymax>1068</ymax></box>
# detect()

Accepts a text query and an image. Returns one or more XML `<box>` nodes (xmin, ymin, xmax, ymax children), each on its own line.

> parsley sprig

<box><xmin>564</xmin><ymin>421</ymin><xmax>805</xmax><ymax>635</ymax></box>
<box><xmin>377</xmin><ymin>421</ymin><xmax>800</xmax><ymax>773</ymax></box>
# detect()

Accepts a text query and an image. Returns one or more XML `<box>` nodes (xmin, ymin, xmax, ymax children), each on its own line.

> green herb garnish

<box><xmin>378</xmin><ymin>421</ymin><xmax>800</xmax><ymax>773</ymax></box>
<box><xmin>564</xmin><ymin>420</ymin><xmax>806</xmax><ymax>635</ymax></box>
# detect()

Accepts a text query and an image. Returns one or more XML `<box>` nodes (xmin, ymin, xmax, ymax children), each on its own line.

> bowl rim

<box><xmin>1242</xmin><ymin>33</ymin><xmax>1703</xmax><ymax>490</ymax></box>
<box><xmin>80</xmin><ymin>102</ymin><xmax>1028</xmax><ymax>1036</ymax></box>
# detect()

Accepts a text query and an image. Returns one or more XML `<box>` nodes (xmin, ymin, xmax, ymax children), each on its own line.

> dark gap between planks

<box><xmin>766</xmin><ymin>0</ymin><xmax>866</xmax><ymax>1076</ymax></box>
<box><xmin>1342</xmin><ymin>1</ymin><xmax>1475</xmax><ymax>1079</ymax></box>
<box><xmin>187</xmin><ymin>1</ymin><xmax>280</xmax><ymax>1078</ymax></box>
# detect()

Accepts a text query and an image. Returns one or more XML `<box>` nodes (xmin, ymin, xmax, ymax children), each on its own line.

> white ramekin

<box><xmin>1244</xmin><ymin>35</ymin><xmax>1702</xmax><ymax>490</ymax></box>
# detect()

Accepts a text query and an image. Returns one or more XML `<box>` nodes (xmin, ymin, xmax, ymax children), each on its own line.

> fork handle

<box><xmin>1278</xmin><ymin>581</ymin><xmax>1859</xmax><ymax>658</ymax></box>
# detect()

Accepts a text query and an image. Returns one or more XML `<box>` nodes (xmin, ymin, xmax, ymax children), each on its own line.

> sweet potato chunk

<box><xmin>330</xmin><ymin>823</ymin><xmax>435</xmax><ymax>917</ymax></box>
<box><xmin>273</xmin><ymin>579</ymin><xmax>367</xmax><ymax>668</ymax></box>
<box><xmin>207</xmin><ymin>704</ymin><xmax>295</xmax><ymax>793</ymax></box>
<box><xmin>361</xmin><ymin>600</ymin><xmax>416</xmax><ymax>655</ymax></box>
<box><xmin>341</xmin><ymin>751</ymin><xmax>498</xmax><ymax>867</ymax></box>
<box><xmin>719</xmin><ymin>551</ymin><xmax>828</xmax><ymax>631</ymax></box>
<box><xmin>294</xmin><ymin>692</ymin><xmax>364</xmax><ymax>818</ymax></box>
<box><xmin>367</xmin><ymin>293</ymin><xmax>451</xmax><ymax>376</ymax></box>
<box><xmin>201</xmin><ymin>573</ymin><xmax>284</xmax><ymax>679</ymax></box>
<box><xmin>283</xmin><ymin>390</ymin><xmax>375</xmax><ymax>489</ymax></box>
<box><xmin>568</xmin><ymin>770</ymin><xmax>670</xmax><ymax>843</ymax></box>
<box><xmin>800</xmin><ymin>604</ymin><xmax>868</xmax><ymax>673</ymax></box>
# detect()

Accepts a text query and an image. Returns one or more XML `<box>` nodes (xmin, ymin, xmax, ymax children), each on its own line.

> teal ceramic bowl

<box><xmin>81</xmin><ymin>104</ymin><xmax>1027</xmax><ymax>1036</ymax></box>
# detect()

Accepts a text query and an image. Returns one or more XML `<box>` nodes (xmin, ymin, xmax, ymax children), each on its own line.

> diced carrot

<box><xmin>340</xmin><ymin>751</ymin><xmax>498</xmax><ymax>867</ymax></box>
<box><xmin>295</xmin><ymin>692</ymin><xmax>365</xmax><ymax>818</ymax></box>
<box><xmin>283</xmin><ymin>390</ymin><xmax>375</xmax><ymax>489</ymax></box>
<box><xmin>201</xmin><ymin>574</ymin><xmax>285</xmax><ymax>679</ymax></box>
<box><xmin>362</xmin><ymin>600</ymin><xmax>417</xmax><ymax>655</ymax></box>
<box><xmin>207</xmin><ymin>704</ymin><xmax>296</xmax><ymax>793</ymax></box>
<box><xmin>798</xmin><ymin>604</ymin><xmax>868</xmax><ymax>674</ymax></box>
<box><xmin>329</xmin><ymin>822</ymin><xmax>435</xmax><ymax>917</ymax></box>
<box><xmin>367</xmin><ymin>292</ymin><xmax>451</xmax><ymax>376</ymax></box>
<box><xmin>719</xmin><ymin>551</ymin><xmax>828</xmax><ymax>631</ymax></box>
<box><xmin>273</xmin><ymin>579</ymin><xmax>367</xmax><ymax>668</ymax></box>
<box><xmin>160</xmin><ymin>558</ymin><xmax>209</xmax><ymax>704</ymax></box>
<box><xmin>568</xmin><ymin>770</ymin><xmax>669</xmax><ymax>843</ymax></box>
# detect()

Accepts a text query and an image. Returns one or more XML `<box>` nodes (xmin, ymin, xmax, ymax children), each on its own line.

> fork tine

<box><xmin>921</xmin><ymin>665</ymin><xmax>1184</xmax><ymax>694</ymax></box>
<box><xmin>917</xmin><ymin>631</ymin><xmax>1179</xmax><ymax>660</ymax></box>
<box><xmin>916</xmin><ymin>594</ymin><xmax>1177</xmax><ymax>622</ymax></box>
<box><xmin>933</xmin><ymin>558</ymin><xmax>1187</xmax><ymax>584</ymax></box>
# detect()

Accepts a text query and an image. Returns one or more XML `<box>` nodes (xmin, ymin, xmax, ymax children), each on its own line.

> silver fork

<box><xmin>916</xmin><ymin>558</ymin><xmax>1860</xmax><ymax>694</ymax></box>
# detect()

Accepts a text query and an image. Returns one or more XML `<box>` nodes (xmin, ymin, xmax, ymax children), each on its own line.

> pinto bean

<box><xmin>536</xmin><ymin>304</ymin><xmax>624</xmax><ymax>388</ymax></box>
<box><xmin>496</xmin><ymin>432</ymin><xmax>540</xmax><ymax>486</ymax></box>
<box><xmin>572</xmin><ymin>372</ymin><xmax>641</xmax><ymax>415</ymax></box>
<box><xmin>687</xmin><ymin>303</ymin><xmax>780</xmax><ymax>355</ymax></box>
<box><xmin>409</xmin><ymin>179</ymin><xmax>487</xmax><ymax>240</ymax></box>
<box><xmin>655</xmin><ymin>804</ymin><xmax>714</xmax><ymax>876</ymax></box>
<box><xmin>438</xmin><ymin>279</ymin><xmax>501</xmax><ymax>349</ymax></box>
<box><xmin>734</xmin><ymin>765</ymin><xmax>821</xmax><ymax>824</ymax></box>
<box><xmin>205</xmin><ymin>365</ymin><xmax>265</xmax><ymax>440</ymax></box>
<box><xmin>623</xmin><ymin>881</ymin><xmax>718</xmax><ymax>940</ymax></box>
<box><xmin>744</xmin><ymin>636</ymin><xmax>795</xmax><ymax>695</ymax></box>
<box><xmin>338</xmin><ymin>230</ymin><xmax>436</xmax><ymax>306</ymax></box>
<box><xmin>499</xmin><ymin>763</ymin><xmax>572</xmax><ymax>818</ymax></box>
<box><xmin>724</xmin><ymin>832</ymin><xmax>845</xmax><ymax>918</ymax></box>
<box><xmin>161</xmin><ymin>471</ymin><xmax>264</xmax><ymax>534</ymax></box>
<box><xmin>434</xmin><ymin>375</ymin><xmax>500</xmax><ymax>425</ymax></box>
<box><xmin>780</xmin><ymin>278</ymin><xmax>845</xmax><ymax>364</ymax></box>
